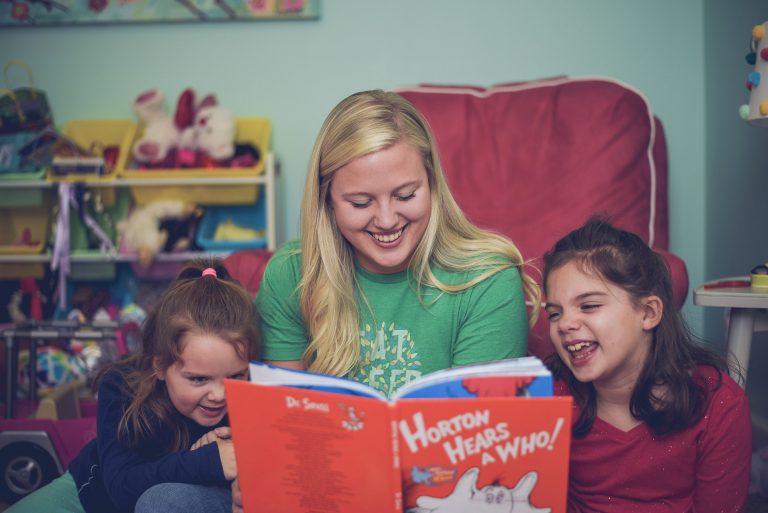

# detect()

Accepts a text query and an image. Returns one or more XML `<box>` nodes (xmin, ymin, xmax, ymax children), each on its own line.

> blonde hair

<box><xmin>298</xmin><ymin>90</ymin><xmax>540</xmax><ymax>376</ymax></box>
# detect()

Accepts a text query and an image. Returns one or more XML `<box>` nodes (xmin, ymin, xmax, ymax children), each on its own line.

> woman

<box><xmin>257</xmin><ymin>89</ymin><xmax>540</xmax><ymax>395</ymax></box>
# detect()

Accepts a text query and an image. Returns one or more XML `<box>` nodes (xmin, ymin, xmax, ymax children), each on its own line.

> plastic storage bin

<box><xmin>47</xmin><ymin>119</ymin><xmax>137</xmax><ymax>207</ymax></box>
<box><xmin>0</xmin><ymin>195</ymin><xmax>54</xmax><ymax>279</ymax></box>
<box><xmin>121</xmin><ymin>117</ymin><xmax>271</xmax><ymax>206</ymax></box>
<box><xmin>69</xmin><ymin>188</ymin><xmax>131</xmax><ymax>280</ymax></box>
<box><xmin>48</xmin><ymin>119</ymin><xmax>136</xmax><ymax>181</ymax></box>
<box><xmin>196</xmin><ymin>200</ymin><xmax>267</xmax><ymax>251</ymax></box>
<box><xmin>0</xmin><ymin>168</ymin><xmax>49</xmax><ymax>208</ymax></box>
<box><xmin>120</xmin><ymin>244</ymin><xmax>186</xmax><ymax>281</ymax></box>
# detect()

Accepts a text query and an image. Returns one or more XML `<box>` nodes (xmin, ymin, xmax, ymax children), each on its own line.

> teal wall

<box><xmin>0</xmin><ymin>0</ymin><xmax>728</xmax><ymax>343</ymax></box>
<box><xmin>703</xmin><ymin>0</ymin><xmax>768</xmax><ymax>441</ymax></box>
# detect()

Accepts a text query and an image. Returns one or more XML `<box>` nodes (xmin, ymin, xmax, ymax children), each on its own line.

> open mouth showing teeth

<box><xmin>567</xmin><ymin>342</ymin><xmax>592</xmax><ymax>352</ymax></box>
<box><xmin>370</xmin><ymin>227</ymin><xmax>404</xmax><ymax>243</ymax></box>
<box><xmin>565</xmin><ymin>341</ymin><xmax>596</xmax><ymax>360</ymax></box>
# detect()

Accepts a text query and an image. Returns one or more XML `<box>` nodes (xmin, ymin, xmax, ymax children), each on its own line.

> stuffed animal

<box><xmin>132</xmin><ymin>89</ymin><xmax>180</xmax><ymax>164</ymax></box>
<box><xmin>118</xmin><ymin>199</ymin><xmax>199</xmax><ymax>268</ymax></box>
<box><xmin>132</xmin><ymin>88</ymin><xmax>234</xmax><ymax>167</ymax></box>
<box><xmin>177</xmin><ymin>90</ymin><xmax>217</xmax><ymax>165</ymax></box>
<box><xmin>194</xmin><ymin>105</ymin><xmax>236</xmax><ymax>161</ymax></box>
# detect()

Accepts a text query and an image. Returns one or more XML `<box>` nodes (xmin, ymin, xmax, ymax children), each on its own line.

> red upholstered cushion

<box><xmin>223</xmin><ymin>249</ymin><xmax>273</xmax><ymax>297</ymax></box>
<box><xmin>396</xmin><ymin>78</ymin><xmax>668</xmax><ymax>259</ymax></box>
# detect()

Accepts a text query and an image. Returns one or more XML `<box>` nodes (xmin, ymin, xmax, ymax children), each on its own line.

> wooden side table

<box><xmin>693</xmin><ymin>277</ymin><xmax>768</xmax><ymax>388</ymax></box>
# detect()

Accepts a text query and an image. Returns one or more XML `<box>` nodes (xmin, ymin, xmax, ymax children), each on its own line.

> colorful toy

<box><xmin>117</xmin><ymin>199</ymin><xmax>200</xmax><ymax>268</ymax></box>
<box><xmin>1</xmin><ymin>321</ymin><xmax>121</xmax><ymax>503</ymax></box>
<box><xmin>131</xmin><ymin>89</ymin><xmax>180</xmax><ymax>164</ymax></box>
<box><xmin>192</xmin><ymin>104</ymin><xmax>236</xmax><ymax>162</ymax></box>
<box><xmin>740</xmin><ymin>21</ymin><xmax>768</xmax><ymax>125</ymax></box>
<box><xmin>750</xmin><ymin>262</ymin><xmax>768</xmax><ymax>289</ymax></box>
<box><xmin>131</xmin><ymin>88</ymin><xmax>235</xmax><ymax>167</ymax></box>
<box><xmin>17</xmin><ymin>346</ymin><xmax>85</xmax><ymax>396</ymax></box>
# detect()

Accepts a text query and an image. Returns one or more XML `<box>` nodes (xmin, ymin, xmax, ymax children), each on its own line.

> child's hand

<box><xmin>191</xmin><ymin>427</ymin><xmax>232</xmax><ymax>450</ymax></box>
<box><xmin>232</xmin><ymin>477</ymin><xmax>244</xmax><ymax>513</ymax></box>
<box><xmin>217</xmin><ymin>438</ymin><xmax>238</xmax><ymax>481</ymax></box>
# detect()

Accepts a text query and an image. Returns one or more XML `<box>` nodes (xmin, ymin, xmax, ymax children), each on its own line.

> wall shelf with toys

<box><xmin>0</xmin><ymin>151</ymin><xmax>277</xmax><ymax>268</ymax></box>
<box><xmin>2</xmin><ymin>88</ymin><xmax>275</xmax><ymax>322</ymax></box>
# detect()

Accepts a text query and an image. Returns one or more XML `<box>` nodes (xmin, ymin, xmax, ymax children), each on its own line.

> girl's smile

<box><xmin>564</xmin><ymin>339</ymin><xmax>597</xmax><ymax>366</ymax></box>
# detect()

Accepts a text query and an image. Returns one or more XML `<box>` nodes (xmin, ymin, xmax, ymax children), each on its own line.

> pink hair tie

<box><xmin>201</xmin><ymin>268</ymin><xmax>218</xmax><ymax>278</ymax></box>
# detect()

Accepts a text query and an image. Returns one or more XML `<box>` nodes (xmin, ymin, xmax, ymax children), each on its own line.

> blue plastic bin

<box><xmin>196</xmin><ymin>199</ymin><xmax>267</xmax><ymax>251</ymax></box>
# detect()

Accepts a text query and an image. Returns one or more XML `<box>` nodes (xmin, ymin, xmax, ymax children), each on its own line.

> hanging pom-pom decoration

<box><xmin>739</xmin><ymin>104</ymin><xmax>750</xmax><ymax>120</ymax></box>
<box><xmin>754</xmin><ymin>24</ymin><xmax>766</xmax><ymax>40</ymax></box>
<box><xmin>747</xmin><ymin>52</ymin><xmax>757</xmax><ymax>65</ymax></box>
<box><xmin>749</xmin><ymin>71</ymin><xmax>761</xmax><ymax>88</ymax></box>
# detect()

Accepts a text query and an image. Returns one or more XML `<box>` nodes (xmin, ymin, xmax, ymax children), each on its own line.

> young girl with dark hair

<box><xmin>7</xmin><ymin>258</ymin><xmax>260</xmax><ymax>513</ymax></box>
<box><xmin>543</xmin><ymin>217</ymin><xmax>751</xmax><ymax>512</ymax></box>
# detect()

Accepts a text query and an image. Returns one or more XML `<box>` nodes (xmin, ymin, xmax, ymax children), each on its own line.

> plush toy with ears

<box><xmin>132</xmin><ymin>89</ymin><xmax>180</xmax><ymax>164</ymax></box>
<box><xmin>118</xmin><ymin>199</ymin><xmax>199</xmax><ymax>268</ymax></box>
<box><xmin>132</xmin><ymin>88</ymin><xmax>223</xmax><ymax>166</ymax></box>
<box><xmin>194</xmin><ymin>105</ymin><xmax>236</xmax><ymax>161</ymax></box>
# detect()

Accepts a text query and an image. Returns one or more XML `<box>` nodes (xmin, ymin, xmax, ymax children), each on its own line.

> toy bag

<box><xmin>0</xmin><ymin>60</ymin><xmax>54</xmax><ymax>173</ymax></box>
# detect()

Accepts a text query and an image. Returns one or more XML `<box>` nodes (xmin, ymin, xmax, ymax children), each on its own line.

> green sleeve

<box><xmin>451</xmin><ymin>265</ymin><xmax>529</xmax><ymax>366</ymax></box>
<box><xmin>255</xmin><ymin>241</ymin><xmax>308</xmax><ymax>361</ymax></box>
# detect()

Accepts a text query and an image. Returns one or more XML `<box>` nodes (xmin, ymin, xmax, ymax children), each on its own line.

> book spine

<box><xmin>390</xmin><ymin>406</ymin><xmax>403</xmax><ymax>512</ymax></box>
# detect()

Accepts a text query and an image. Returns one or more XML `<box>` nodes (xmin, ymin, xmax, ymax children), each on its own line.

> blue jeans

<box><xmin>134</xmin><ymin>482</ymin><xmax>232</xmax><ymax>513</ymax></box>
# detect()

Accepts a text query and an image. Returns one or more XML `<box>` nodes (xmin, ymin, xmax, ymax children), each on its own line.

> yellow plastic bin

<box><xmin>0</xmin><ymin>193</ymin><xmax>55</xmax><ymax>279</ymax></box>
<box><xmin>121</xmin><ymin>117</ymin><xmax>271</xmax><ymax>206</ymax></box>
<box><xmin>47</xmin><ymin>119</ymin><xmax>137</xmax><ymax>207</ymax></box>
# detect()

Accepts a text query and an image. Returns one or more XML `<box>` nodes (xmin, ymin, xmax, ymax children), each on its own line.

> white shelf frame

<box><xmin>0</xmin><ymin>152</ymin><xmax>277</xmax><ymax>264</ymax></box>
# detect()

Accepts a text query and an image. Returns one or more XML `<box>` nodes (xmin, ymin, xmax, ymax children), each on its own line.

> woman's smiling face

<box><xmin>328</xmin><ymin>140</ymin><xmax>431</xmax><ymax>274</ymax></box>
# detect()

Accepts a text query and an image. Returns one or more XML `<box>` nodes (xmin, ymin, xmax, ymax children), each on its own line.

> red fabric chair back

<box><xmin>396</xmin><ymin>77</ymin><xmax>686</xmax><ymax>359</ymax></box>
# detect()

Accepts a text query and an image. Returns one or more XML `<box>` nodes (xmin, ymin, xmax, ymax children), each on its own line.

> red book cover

<box><xmin>397</xmin><ymin>397</ymin><xmax>570</xmax><ymax>512</ymax></box>
<box><xmin>226</xmin><ymin>382</ymin><xmax>400</xmax><ymax>513</ymax></box>
<box><xmin>226</xmin><ymin>358</ymin><xmax>571</xmax><ymax>513</ymax></box>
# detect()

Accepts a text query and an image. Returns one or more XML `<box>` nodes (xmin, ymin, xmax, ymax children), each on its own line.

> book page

<box><xmin>394</xmin><ymin>357</ymin><xmax>552</xmax><ymax>400</ymax></box>
<box><xmin>249</xmin><ymin>361</ymin><xmax>387</xmax><ymax>400</ymax></box>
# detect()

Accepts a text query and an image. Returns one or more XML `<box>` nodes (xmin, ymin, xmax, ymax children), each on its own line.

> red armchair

<box><xmin>396</xmin><ymin>77</ymin><xmax>688</xmax><ymax>360</ymax></box>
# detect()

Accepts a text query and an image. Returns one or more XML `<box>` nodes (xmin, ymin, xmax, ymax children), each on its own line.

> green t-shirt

<box><xmin>256</xmin><ymin>240</ymin><xmax>528</xmax><ymax>396</ymax></box>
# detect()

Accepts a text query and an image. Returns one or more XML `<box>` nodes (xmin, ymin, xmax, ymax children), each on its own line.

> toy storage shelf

<box><xmin>0</xmin><ymin>152</ymin><xmax>277</xmax><ymax>265</ymax></box>
<box><xmin>0</xmin><ymin>180</ymin><xmax>56</xmax><ymax>189</ymax></box>
<box><xmin>0</xmin><ymin>252</ymin><xmax>235</xmax><ymax>263</ymax></box>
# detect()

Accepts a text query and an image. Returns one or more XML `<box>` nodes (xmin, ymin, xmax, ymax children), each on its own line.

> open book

<box><xmin>226</xmin><ymin>358</ymin><xmax>572</xmax><ymax>513</ymax></box>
